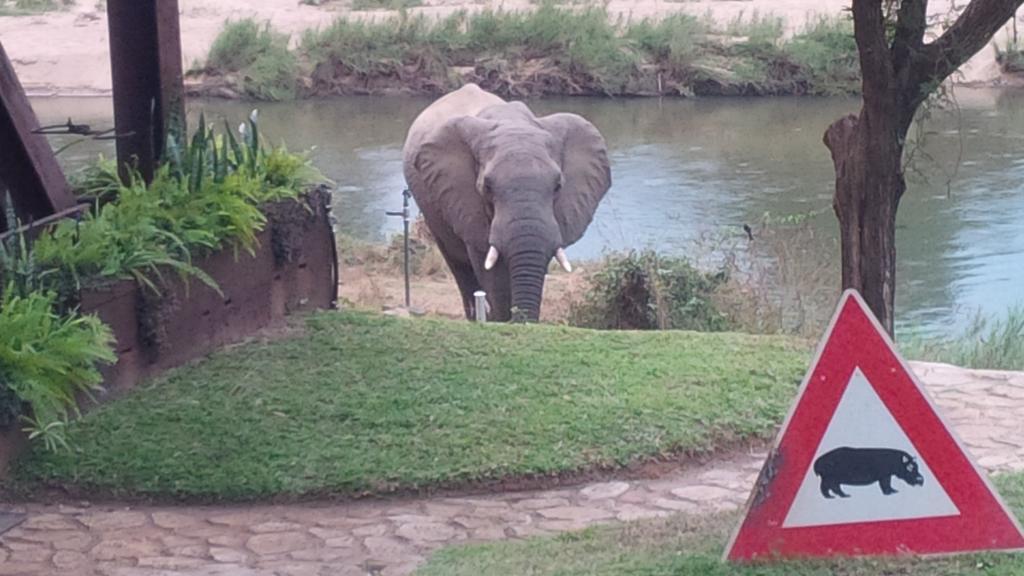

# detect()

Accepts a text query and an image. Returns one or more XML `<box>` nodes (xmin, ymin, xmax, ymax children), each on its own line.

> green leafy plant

<box><xmin>569</xmin><ymin>250</ymin><xmax>731</xmax><ymax>331</ymax></box>
<box><xmin>32</xmin><ymin>111</ymin><xmax>322</xmax><ymax>293</ymax></box>
<box><xmin>0</xmin><ymin>286</ymin><xmax>115</xmax><ymax>451</ymax></box>
<box><xmin>1</xmin><ymin>193</ymin><xmax>77</xmax><ymax>312</ymax></box>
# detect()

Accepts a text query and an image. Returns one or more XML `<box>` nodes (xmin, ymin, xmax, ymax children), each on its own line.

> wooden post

<box><xmin>106</xmin><ymin>0</ymin><xmax>186</xmax><ymax>183</ymax></box>
<box><xmin>0</xmin><ymin>41</ymin><xmax>76</xmax><ymax>230</ymax></box>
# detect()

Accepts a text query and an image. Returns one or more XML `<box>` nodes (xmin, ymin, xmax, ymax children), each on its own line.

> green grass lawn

<box><xmin>418</xmin><ymin>474</ymin><xmax>1024</xmax><ymax>576</ymax></box>
<box><xmin>10</xmin><ymin>311</ymin><xmax>806</xmax><ymax>501</ymax></box>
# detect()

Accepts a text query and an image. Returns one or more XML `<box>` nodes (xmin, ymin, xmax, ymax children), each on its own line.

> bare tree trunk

<box><xmin>824</xmin><ymin>113</ymin><xmax>905</xmax><ymax>334</ymax></box>
<box><xmin>825</xmin><ymin>0</ymin><xmax>1023</xmax><ymax>336</ymax></box>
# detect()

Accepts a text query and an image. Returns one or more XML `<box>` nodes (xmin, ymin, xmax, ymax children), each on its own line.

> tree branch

<box><xmin>853</xmin><ymin>0</ymin><xmax>895</xmax><ymax>100</ymax></box>
<box><xmin>920</xmin><ymin>0</ymin><xmax>1024</xmax><ymax>85</ymax></box>
<box><xmin>892</xmin><ymin>0</ymin><xmax>929</xmax><ymax>72</ymax></box>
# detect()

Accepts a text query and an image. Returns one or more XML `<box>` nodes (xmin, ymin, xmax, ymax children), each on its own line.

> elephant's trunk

<box><xmin>507</xmin><ymin>248</ymin><xmax>548</xmax><ymax>322</ymax></box>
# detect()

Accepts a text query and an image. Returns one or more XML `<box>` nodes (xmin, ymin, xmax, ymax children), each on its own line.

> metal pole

<box><xmin>386</xmin><ymin>189</ymin><xmax>412</xmax><ymax>309</ymax></box>
<box><xmin>402</xmin><ymin>189</ymin><xmax>411</xmax><ymax>308</ymax></box>
<box><xmin>474</xmin><ymin>291</ymin><xmax>487</xmax><ymax>323</ymax></box>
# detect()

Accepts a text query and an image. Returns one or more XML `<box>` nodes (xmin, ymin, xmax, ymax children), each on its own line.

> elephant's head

<box><xmin>414</xmin><ymin>102</ymin><xmax>611</xmax><ymax>321</ymax></box>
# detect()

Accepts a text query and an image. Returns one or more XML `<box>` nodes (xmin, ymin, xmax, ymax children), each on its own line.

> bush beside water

<box><xmin>569</xmin><ymin>251</ymin><xmax>731</xmax><ymax>331</ymax></box>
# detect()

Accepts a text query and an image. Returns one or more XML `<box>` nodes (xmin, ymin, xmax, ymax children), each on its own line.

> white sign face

<box><xmin>783</xmin><ymin>368</ymin><xmax>960</xmax><ymax>528</ymax></box>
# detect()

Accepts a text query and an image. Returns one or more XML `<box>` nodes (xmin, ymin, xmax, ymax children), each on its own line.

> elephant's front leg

<box><xmin>428</xmin><ymin>234</ymin><xmax>481</xmax><ymax>320</ymax></box>
<box><xmin>468</xmin><ymin>246</ymin><xmax>511</xmax><ymax>322</ymax></box>
<box><xmin>448</xmin><ymin>264</ymin><xmax>483</xmax><ymax>320</ymax></box>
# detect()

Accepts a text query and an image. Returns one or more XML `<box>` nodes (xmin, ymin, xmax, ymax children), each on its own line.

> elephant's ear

<box><xmin>539</xmin><ymin>113</ymin><xmax>611</xmax><ymax>246</ymax></box>
<box><xmin>413</xmin><ymin>116</ymin><xmax>496</xmax><ymax>248</ymax></box>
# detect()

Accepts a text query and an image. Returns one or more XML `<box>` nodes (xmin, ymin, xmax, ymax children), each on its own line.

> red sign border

<box><xmin>724</xmin><ymin>289</ymin><xmax>1024</xmax><ymax>561</ymax></box>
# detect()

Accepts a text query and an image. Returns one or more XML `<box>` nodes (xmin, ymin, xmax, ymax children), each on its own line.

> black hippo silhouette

<box><xmin>813</xmin><ymin>447</ymin><xmax>924</xmax><ymax>499</ymax></box>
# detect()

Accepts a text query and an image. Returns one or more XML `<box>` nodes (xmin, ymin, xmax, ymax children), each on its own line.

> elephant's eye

<box><xmin>554</xmin><ymin>180</ymin><xmax>562</xmax><ymax>193</ymax></box>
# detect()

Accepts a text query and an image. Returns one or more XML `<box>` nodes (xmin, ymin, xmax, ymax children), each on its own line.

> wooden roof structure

<box><xmin>0</xmin><ymin>0</ymin><xmax>185</xmax><ymax>235</ymax></box>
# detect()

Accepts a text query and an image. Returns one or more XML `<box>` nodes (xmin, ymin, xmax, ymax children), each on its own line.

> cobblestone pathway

<box><xmin>2</xmin><ymin>362</ymin><xmax>1022</xmax><ymax>576</ymax></box>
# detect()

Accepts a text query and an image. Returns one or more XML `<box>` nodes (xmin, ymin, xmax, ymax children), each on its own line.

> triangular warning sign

<box><xmin>725</xmin><ymin>289</ymin><xmax>1024</xmax><ymax>561</ymax></box>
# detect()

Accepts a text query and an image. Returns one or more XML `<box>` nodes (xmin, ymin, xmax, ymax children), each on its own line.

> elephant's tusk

<box><xmin>555</xmin><ymin>248</ymin><xmax>572</xmax><ymax>273</ymax></box>
<box><xmin>485</xmin><ymin>246</ymin><xmax>500</xmax><ymax>270</ymax></box>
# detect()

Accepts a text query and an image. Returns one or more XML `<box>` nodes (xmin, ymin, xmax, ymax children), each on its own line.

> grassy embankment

<box><xmin>195</xmin><ymin>7</ymin><xmax>860</xmax><ymax>100</ymax></box>
<box><xmin>418</xmin><ymin>472</ymin><xmax>1024</xmax><ymax>575</ymax></box>
<box><xmin>11</xmin><ymin>310</ymin><xmax>807</xmax><ymax>501</ymax></box>
<box><xmin>0</xmin><ymin>0</ymin><xmax>71</xmax><ymax>15</ymax></box>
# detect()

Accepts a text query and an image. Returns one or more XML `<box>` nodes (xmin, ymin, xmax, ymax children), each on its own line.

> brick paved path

<box><xmin>2</xmin><ymin>361</ymin><xmax>1021</xmax><ymax>576</ymax></box>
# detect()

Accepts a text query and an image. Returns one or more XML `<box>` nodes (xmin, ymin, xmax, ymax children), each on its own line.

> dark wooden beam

<box><xmin>106</xmin><ymin>0</ymin><xmax>186</xmax><ymax>183</ymax></box>
<box><xmin>0</xmin><ymin>41</ymin><xmax>76</xmax><ymax>230</ymax></box>
<box><xmin>0</xmin><ymin>203</ymin><xmax>88</xmax><ymax>244</ymax></box>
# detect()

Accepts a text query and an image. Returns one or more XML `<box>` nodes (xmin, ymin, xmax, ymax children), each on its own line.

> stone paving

<box><xmin>1</xmin><ymin>361</ymin><xmax>1022</xmax><ymax>576</ymax></box>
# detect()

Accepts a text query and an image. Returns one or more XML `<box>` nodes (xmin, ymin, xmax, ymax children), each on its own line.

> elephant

<box><xmin>402</xmin><ymin>84</ymin><xmax>612</xmax><ymax>322</ymax></box>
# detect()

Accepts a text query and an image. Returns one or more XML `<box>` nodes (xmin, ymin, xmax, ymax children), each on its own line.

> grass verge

<box><xmin>900</xmin><ymin>308</ymin><xmax>1024</xmax><ymax>371</ymax></box>
<box><xmin>418</xmin><ymin>473</ymin><xmax>1024</xmax><ymax>575</ymax></box>
<box><xmin>11</xmin><ymin>310</ymin><xmax>807</xmax><ymax>501</ymax></box>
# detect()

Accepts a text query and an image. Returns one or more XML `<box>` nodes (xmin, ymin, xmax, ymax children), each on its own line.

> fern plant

<box><xmin>0</xmin><ymin>285</ymin><xmax>115</xmax><ymax>451</ymax></box>
<box><xmin>32</xmin><ymin>183</ymin><xmax>218</xmax><ymax>294</ymax></box>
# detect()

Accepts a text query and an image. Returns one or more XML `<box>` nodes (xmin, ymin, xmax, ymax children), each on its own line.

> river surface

<box><xmin>29</xmin><ymin>91</ymin><xmax>1024</xmax><ymax>338</ymax></box>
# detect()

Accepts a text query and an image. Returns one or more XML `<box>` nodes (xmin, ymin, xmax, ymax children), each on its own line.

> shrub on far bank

<box><xmin>351</xmin><ymin>0</ymin><xmax>422</xmax><ymax>10</ymax></box>
<box><xmin>996</xmin><ymin>39</ymin><xmax>1024</xmax><ymax>74</ymax></box>
<box><xmin>206</xmin><ymin>19</ymin><xmax>298</xmax><ymax>101</ymax></box>
<box><xmin>725</xmin><ymin>10</ymin><xmax>785</xmax><ymax>47</ymax></box>
<box><xmin>625</xmin><ymin>13</ymin><xmax>708</xmax><ymax>77</ymax></box>
<box><xmin>785</xmin><ymin>16</ymin><xmax>859</xmax><ymax>95</ymax></box>
<box><xmin>569</xmin><ymin>250</ymin><xmax>731</xmax><ymax>331</ymax></box>
<box><xmin>0</xmin><ymin>0</ymin><xmax>73</xmax><ymax>15</ymax></box>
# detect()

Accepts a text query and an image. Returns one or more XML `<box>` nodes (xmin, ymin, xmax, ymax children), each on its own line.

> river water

<box><xmin>29</xmin><ymin>91</ymin><xmax>1024</xmax><ymax>338</ymax></box>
